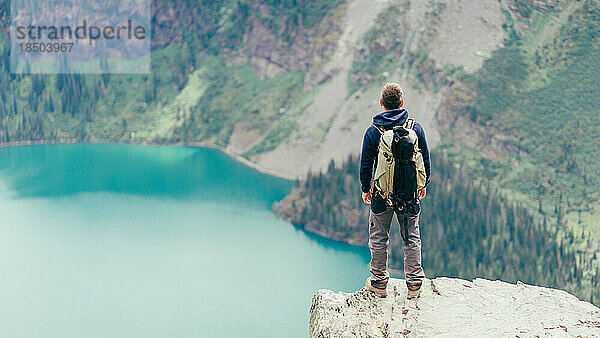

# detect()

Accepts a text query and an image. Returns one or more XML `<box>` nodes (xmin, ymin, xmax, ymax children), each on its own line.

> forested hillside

<box><xmin>438</xmin><ymin>0</ymin><xmax>600</xmax><ymax>228</ymax></box>
<box><xmin>0</xmin><ymin>0</ymin><xmax>345</xmax><ymax>147</ymax></box>
<box><xmin>273</xmin><ymin>152</ymin><xmax>600</xmax><ymax>305</ymax></box>
<box><xmin>434</xmin><ymin>1</ymin><xmax>600</xmax><ymax>279</ymax></box>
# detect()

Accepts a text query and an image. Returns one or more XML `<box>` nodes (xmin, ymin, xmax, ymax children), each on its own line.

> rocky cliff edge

<box><xmin>309</xmin><ymin>277</ymin><xmax>600</xmax><ymax>337</ymax></box>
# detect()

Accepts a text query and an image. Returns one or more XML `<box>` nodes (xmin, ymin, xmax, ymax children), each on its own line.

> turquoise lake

<box><xmin>0</xmin><ymin>144</ymin><xmax>370</xmax><ymax>337</ymax></box>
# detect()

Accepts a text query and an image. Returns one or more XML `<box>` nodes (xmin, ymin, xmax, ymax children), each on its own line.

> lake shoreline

<box><xmin>1</xmin><ymin>139</ymin><xmax>373</xmax><ymax>258</ymax></box>
<box><xmin>0</xmin><ymin>138</ymin><xmax>296</xmax><ymax>181</ymax></box>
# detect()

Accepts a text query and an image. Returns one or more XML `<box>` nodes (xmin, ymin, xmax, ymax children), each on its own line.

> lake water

<box><xmin>0</xmin><ymin>144</ymin><xmax>370</xmax><ymax>337</ymax></box>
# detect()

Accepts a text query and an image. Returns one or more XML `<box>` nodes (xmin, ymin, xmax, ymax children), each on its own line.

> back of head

<box><xmin>381</xmin><ymin>83</ymin><xmax>404</xmax><ymax>110</ymax></box>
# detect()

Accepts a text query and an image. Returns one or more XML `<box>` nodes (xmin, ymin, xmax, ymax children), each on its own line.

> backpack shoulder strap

<box><xmin>372</xmin><ymin>124</ymin><xmax>386</xmax><ymax>134</ymax></box>
<box><xmin>404</xmin><ymin>117</ymin><xmax>420</xmax><ymax>150</ymax></box>
<box><xmin>403</xmin><ymin>118</ymin><xmax>415</xmax><ymax>130</ymax></box>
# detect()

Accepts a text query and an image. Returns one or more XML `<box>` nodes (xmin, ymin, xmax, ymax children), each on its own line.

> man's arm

<box><xmin>359</xmin><ymin>127</ymin><xmax>378</xmax><ymax>193</ymax></box>
<box><xmin>414</xmin><ymin>122</ymin><xmax>431</xmax><ymax>186</ymax></box>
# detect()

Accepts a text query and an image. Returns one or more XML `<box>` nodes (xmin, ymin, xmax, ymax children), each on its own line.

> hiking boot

<box><xmin>407</xmin><ymin>284</ymin><xmax>422</xmax><ymax>300</ymax></box>
<box><xmin>365</xmin><ymin>277</ymin><xmax>387</xmax><ymax>298</ymax></box>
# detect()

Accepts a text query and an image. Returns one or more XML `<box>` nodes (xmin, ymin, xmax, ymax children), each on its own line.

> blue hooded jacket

<box><xmin>359</xmin><ymin>108</ymin><xmax>431</xmax><ymax>194</ymax></box>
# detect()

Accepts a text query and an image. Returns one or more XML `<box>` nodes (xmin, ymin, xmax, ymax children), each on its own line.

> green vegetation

<box><xmin>280</xmin><ymin>151</ymin><xmax>600</xmax><ymax>305</ymax></box>
<box><xmin>453</xmin><ymin>0</ymin><xmax>600</xmax><ymax>234</ymax></box>
<box><xmin>0</xmin><ymin>39</ymin><xmax>194</xmax><ymax>143</ymax></box>
<box><xmin>264</xmin><ymin>0</ymin><xmax>345</xmax><ymax>33</ymax></box>
<box><xmin>152</xmin><ymin>0</ymin><xmax>249</xmax><ymax>53</ymax></box>
<box><xmin>0</xmin><ymin>0</ymin><xmax>343</xmax><ymax>152</ymax></box>
<box><xmin>245</xmin><ymin>81</ymin><xmax>319</xmax><ymax>156</ymax></box>
<box><xmin>462</xmin><ymin>46</ymin><xmax>529</xmax><ymax>122</ymax></box>
<box><xmin>348</xmin><ymin>4</ymin><xmax>446</xmax><ymax>95</ymax></box>
<box><xmin>181</xmin><ymin>55</ymin><xmax>305</xmax><ymax>148</ymax></box>
<box><xmin>348</xmin><ymin>6</ymin><xmax>407</xmax><ymax>94</ymax></box>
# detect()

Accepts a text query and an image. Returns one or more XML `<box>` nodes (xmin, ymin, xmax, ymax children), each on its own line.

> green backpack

<box><xmin>371</xmin><ymin>118</ymin><xmax>427</xmax><ymax>203</ymax></box>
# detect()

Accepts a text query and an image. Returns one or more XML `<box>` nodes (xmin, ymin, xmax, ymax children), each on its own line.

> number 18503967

<box><xmin>19</xmin><ymin>43</ymin><xmax>74</xmax><ymax>53</ymax></box>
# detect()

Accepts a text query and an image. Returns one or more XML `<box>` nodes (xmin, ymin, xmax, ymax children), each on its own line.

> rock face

<box><xmin>309</xmin><ymin>277</ymin><xmax>600</xmax><ymax>337</ymax></box>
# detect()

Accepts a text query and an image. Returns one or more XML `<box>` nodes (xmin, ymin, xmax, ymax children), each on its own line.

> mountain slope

<box><xmin>0</xmin><ymin>0</ymin><xmax>347</xmax><ymax>154</ymax></box>
<box><xmin>249</xmin><ymin>0</ymin><xmax>511</xmax><ymax>178</ymax></box>
<box><xmin>0</xmin><ymin>0</ymin><xmax>510</xmax><ymax>176</ymax></box>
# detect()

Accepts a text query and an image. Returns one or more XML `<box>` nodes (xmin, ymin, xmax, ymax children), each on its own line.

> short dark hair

<box><xmin>380</xmin><ymin>83</ymin><xmax>404</xmax><ymax>109</ymax></box>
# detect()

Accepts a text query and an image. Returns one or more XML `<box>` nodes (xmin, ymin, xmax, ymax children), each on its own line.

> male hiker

<box><xmin>359</xmin><ymin>83</ymin><xmax>431</xmax><ymax>299</ymax></box>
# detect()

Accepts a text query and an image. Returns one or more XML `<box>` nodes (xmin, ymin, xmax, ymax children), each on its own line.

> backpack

<box><xmin>371</xmin><ymin>118</ymin><xmax>426</xmax><ymax>202</ymax></box>
<box><xmin>371</xmin><ymin>118</ymin><xmax>427</xmax><ymax>244</ymax></box>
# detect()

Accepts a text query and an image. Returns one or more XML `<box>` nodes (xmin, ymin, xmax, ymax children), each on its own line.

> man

<box><xmin>359</xmin><ymin>83</ymin><xmax>431</xmax><ymax>299</ymax></box>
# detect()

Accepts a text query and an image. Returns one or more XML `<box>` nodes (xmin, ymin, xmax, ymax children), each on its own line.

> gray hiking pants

<box><xmin>368</xmin><ymin>205</ymin><xmax>425</xmax><ymax>290</ymax></box>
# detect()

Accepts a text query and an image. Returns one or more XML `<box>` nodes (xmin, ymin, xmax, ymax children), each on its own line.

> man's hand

<box><xmin>362</xmin><ymin>192</ymin><xmax>371</xmax><ymax>205</ymax></box>
<box><xmin>418</xmin><ymin>187</ymin><xmax>426</xmax><ymax>200</ymax></box>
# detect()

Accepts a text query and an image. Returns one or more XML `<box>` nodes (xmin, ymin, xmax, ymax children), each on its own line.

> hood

<box><xmin>372</xmin><ymin>108</ymin><xmax>409</xmax><ymax>129</ymax></box>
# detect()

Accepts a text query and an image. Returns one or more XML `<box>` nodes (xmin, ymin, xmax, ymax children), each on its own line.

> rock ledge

<box><xmin>309</xmin><ymin>278</ymin><xmax>600</xmax><ymax>337</ymax></box>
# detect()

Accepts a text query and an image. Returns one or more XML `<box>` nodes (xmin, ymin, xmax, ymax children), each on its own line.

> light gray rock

<box><xmin>309</xmin><ymin>277</ymin><xmax>600</xmax><ymax>337</ymax></box>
